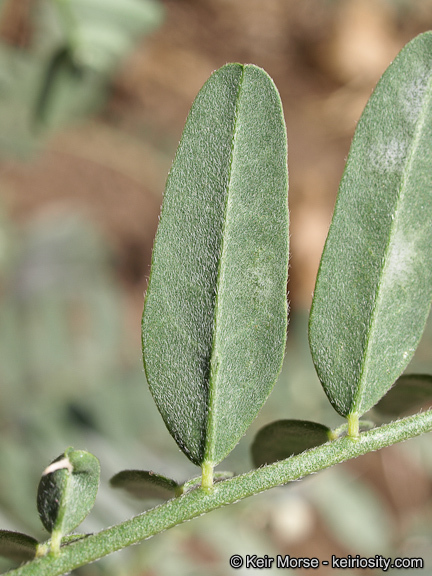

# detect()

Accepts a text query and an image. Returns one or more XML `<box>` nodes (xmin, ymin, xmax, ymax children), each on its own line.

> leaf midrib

<box><xmin>353</xmin><ymin>68</ymin><xmax>432</xmax><ymax>415</ymax></box>
<box><xmin>203</xmin><ymin>65</ymin><xmax>246</xmax><ymax>465</ymax></box>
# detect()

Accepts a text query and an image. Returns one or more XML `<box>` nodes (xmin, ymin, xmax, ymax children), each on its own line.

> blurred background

<box><xmin>0</xmin><ymin>0</ymin><xmax>432</xmax><ymax>574</ymax></box>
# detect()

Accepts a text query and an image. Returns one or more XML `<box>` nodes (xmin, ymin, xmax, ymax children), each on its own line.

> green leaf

<box><xmin>110</xmin><ymin>470</ymin><xmax>179</xmax><ymax>500</ymax></box>
<box><xmin>63</xmin><ymin>0</ymin><xmax>164</xmax><ymax>73</ymax></box>
<box><xmin>309</xmin><ymin>32</ymin><xmax>432</xmax><ymax>420</ymax></box>
<box><xmin>0</xmin><ymin>531</ymin><xmax>38</xmax><ymax>563</ymax></box>
<box><xmin>37</xmin><ymin>448</ymin><xmax>100</xmax><ymax>550</ymax></box>
<box><xmin>251</xmin><ymin>420</ymin><xmax>331</xmax><ymax>467</ymax></box>
<box><xmin>33</xmin><ymin>47</ymin><xmax>106</xmax><ymax>131</ymax></box>
<box><xmin>109</xmin><ymin>470</ymin><xmax>235</xmax><ymax>500</ymax></box>
<box><xmin>374</xmin><ymin>374</ymin><xmax>432</xmax><ymax>417</ymax></box>
<box><xmin>142</xmin><ymin>63</ymin><xmax>289</xmax><ymax>470</ymax></box>
<box><xmin>33</xmin><ymin>47</ymin><xmax>78</xmax><ymax>128</ymax></box>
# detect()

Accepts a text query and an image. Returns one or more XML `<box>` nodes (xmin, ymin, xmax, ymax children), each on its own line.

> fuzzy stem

<box><xmin>7</xmin><ymin>409</ymin><xmax>432</xmax><ymax>576</ymax></box>
<box><xmin>48</xmin><ymin>531</ymin><xmax>62</xmax><ymax>557</ymax></box>
<box><xmin>201</xmin><ymin>461</ymin><xmax>214</xmax><ymax>491</ymax></box>
<box><xmin>347</xmin><ymin>412</ymin><xmax>360</xmax><ymax>438</ymax></box>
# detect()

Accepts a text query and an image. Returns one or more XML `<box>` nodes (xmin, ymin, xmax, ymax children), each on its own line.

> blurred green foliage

<box><xmin>0</xmin><ymin>0</ymin><xmax>163</xmax><ymax>157</ymax></box>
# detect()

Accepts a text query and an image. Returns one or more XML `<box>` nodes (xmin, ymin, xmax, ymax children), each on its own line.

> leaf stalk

<box><xmin>347</xmin><ymin>413</ymin><xmax>360</xmax><ymax>438</ymax></box>
<box><xmin>201</xmin><ymin>461</ymin><xmax>214</xmax><ymax>491</ymax></box>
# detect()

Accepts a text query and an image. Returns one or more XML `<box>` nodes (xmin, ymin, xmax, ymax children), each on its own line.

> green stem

<box><xmin>329</xmin><ymin>418</ymin><xmax>374</xmax><ymax>440</ymax></box>
<box><xmin>48</xmin><ymin>531</ymin><xmax>62</xmax><ymax>557</ymax></box>
<box><xmin>7</xmin><ymin>409</ymin><xmax>432</xmax><ymax>576</ymax></box>
<box><xmin>201</xmin><ymin>461</ymin><xmax>214</xmax><ymax>491</ymax></box>
<box><xmin>347</xmin><ymin>412</ymin><xmax>360</xmax><ymax>438</ymax></box>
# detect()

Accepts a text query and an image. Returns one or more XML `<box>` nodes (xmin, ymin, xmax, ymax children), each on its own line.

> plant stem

<box><xmin>48</xmin><ymin>531</ymin><xmax>62</xmax><ymax>557</ymax></box>
<box><xmin>7</xmin><ymin>409</ymin><xmax>432</xmax><ymax>576</ymax></box>
<box><xmin>201</xmin><ymin>461</ymin><xmax>214</xmax><ymax>491</ymax></box>
<box><xmin>347</xmin><ymin>412</ymin><xmax>360</xmax><ymax>438</ymax></box>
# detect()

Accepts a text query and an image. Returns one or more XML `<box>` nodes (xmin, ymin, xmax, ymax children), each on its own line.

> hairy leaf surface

<box><xmin>142</xmin><ymin>63</ymin><xmax>289</xmax><ymax>467</ymax></box>
<box><xmin>110</xmin><ymin>470</ymin><xmax>178</xmax><ymax>500</ymax></box>
<box><xmin>309</xmin><ymin>32</ymin><xmax>432</xmax><ymax>418</ymax></box>
<box><xmin>251</xmin><ymin>420</ymin><xmax>331</xmax><ymax>467</ymax></box>
<box><xmin>0</xmin><ymin>531</ymin><xmax>38</xmax><ymax>563</ymax></box>
<box><xmin>374</xmin><ymin>374</ymin><xmax>432</xmax><ymax>417</ymax></box>
<box><xmin>37</xmin><ymin>449</ymin><xmax>100</xmax><ymax>537</ymax></box>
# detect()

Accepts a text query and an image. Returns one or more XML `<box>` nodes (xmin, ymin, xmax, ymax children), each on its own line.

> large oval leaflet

<box><xmin>309</xmin><ymin>32</ymin><xmax>432</xmax><ymax>426</ymax></box>
<box><xmin>142</xmin><ymin>63</ymin><xmax>289</xmax><ymax>478</ymax></box>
